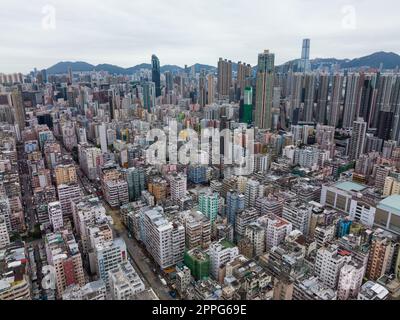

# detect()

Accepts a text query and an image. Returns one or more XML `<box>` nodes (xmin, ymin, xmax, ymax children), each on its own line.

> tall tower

<box><xmin>143</xmin><ymin>81</ymin><xmax>155</xmax><ymax>112</ymax></box>
<box><xmin>349</xmin><ymin>118</ymin><xmax>367</xmax><ymax>160</ymax></box>
<box><xmin>302</xmin><ymin>73</ymin><xmax>316</xmax><ymax>122</ymax></box>
<box><xmin>151</xmin><ymin>54</ymin><xmax>161</xmax><ymax>97</ymax></box>
<box><xmin>376</xmin><ymin>75</ymin><xmax>395</xmax><ymax>141</ymax></box>
<box><xmin>217</xmin><ymin>58</ymin><xmax>232</xmax><ymax>99</ymax></box>
<box><xmin>165</xmin><ymin>71</ymin><xmax>173</xmax><ymax>94</ymax></box>
<box><xmin>328</xmin><ymin>74</ymin><xmax>344</xmax><ymax>127</ymax></box>
<box><xmin>68</xmin><ymin>66</ymin><xmax>73</xmax><ymax>84</ymax></box>
<box><xmin>342</xmin><ymin>73</ymin><xmax>362</xmax><ymax>129</ymax></box>
<box><xmin>255</xmin><ymin>50</ymin><xmax>275</xmax><ymax>130</ymax></box>
<box><xmin>316</xmin><ymin>73</ymin><xmax>329</xmax><ymax>124</ymax></box>
<box><xmin>390</xmin><ymin>76</ymin><xmax>400</xmax><ymax>142</ymax></box>
<box><xmin>198</xmin><ymin>70</ymin><xmax>207</xmax><ymax>107</ymax></box>
<box><xmin>240</xmin><ymin>86</ymin><xmax>253</xmax><ymax>124</ymax></box>
<box><xmin>207</xmin><ymin>74</ymin><xmax>215</xmax><ymax>105</ymax></box>
<box><xmin>300</xmin><ymin>39</ymin><xmax>311</xmax><ymax>73</ymax></box>
<box><xmin>237</xmin><ymin>62</ymin><xmax>252</xmax><ymax>99</ymax></box>
<box><xmin>359</xmin><ymin>74</ymin><xmax>377</xmax><ymax>126</ymax></box>
<box><xmin>10</xmin><ymin>90</ymin><xmax>25</xmax><ymax>133</ymax></box>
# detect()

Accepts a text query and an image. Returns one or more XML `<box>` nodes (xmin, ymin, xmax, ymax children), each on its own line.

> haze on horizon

<box><xmin>1</xmin><ymin>0</ymin><xmax>399</xmax><ymax>74</ymax></box>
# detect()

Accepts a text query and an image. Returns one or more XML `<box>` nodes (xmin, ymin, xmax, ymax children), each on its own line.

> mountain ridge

<box><xmin>46</xmin><ymin>51</ymin><xmax>400</xmax><ymax>75</ymax></box>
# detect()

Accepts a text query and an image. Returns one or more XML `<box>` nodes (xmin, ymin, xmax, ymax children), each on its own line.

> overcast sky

<box><xmin>1</xmin><ymin>0</ymin><xmax>399</xmax><ymax>73</ymax></box>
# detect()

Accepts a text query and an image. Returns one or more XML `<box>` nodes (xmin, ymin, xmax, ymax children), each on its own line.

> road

<box><xmin>17</xmin><ymin>143</ymin><xmax>37</xmax><ymax>232</ymax></box>
<box><xmin>59</xmin><ymin>140</ymin><xmax>173</xmax><ymax>300</ymax></box>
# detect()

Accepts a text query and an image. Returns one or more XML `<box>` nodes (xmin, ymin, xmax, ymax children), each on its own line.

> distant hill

<box><xmin>341</xmin><ymin>51</ymin><xmax>400</xmax><ymax>69</ymax></box>
<box><xmin>46</xmin><ymin>51</ymin><xmax>400</xmax><ymax>75</ymax></box>
<box><xmin>160</xmin><ymin>65</ymin><xmax>184</xmax><ymax>73</ymax></box>
<box><xmin>47</xmin><ymin>61</ymin><xmax>95</xmax><ymax>74</ymax></box>
<box><xmin>47</xmin><ymin>61</ymin><xmax>214</xmax><ymax>75</ymax></box>
<box><xmin>191</xmin><ymin>63</ymin><xmax>216</xmax><ymax>74</ymax></box>
<box><xmin>277</xmin><ymin>52</ymin><xmax>400</xmax><ymax>71</ymax></box>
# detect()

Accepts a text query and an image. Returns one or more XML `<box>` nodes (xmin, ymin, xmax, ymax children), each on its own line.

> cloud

<box><xmin>0</xmin><ymin>0</ymin><xmax>399</xmax><ymax>73</ymax></box>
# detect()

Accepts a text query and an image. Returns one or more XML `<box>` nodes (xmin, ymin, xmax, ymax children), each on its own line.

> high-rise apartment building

<box><xmin>314</xmin><ymin>245</ymin><xmax>352</xmax><ymax>289</ymax></box>
<box><xmin>240</xmin><ymin>86</ymin><xmax>253</xmax><ymax>124</ymax></box>
<box><xmin>261</xmin><ymin>214</ymin><xmax>292</xmax><ymax>250</ymax></box>
<box><xmin>10</xmin><ymin>90</ymin><xmax>25</xmax><ymax>134</ymax></box>
<box><xmin>337</xmin><ymin>261</ymin><xmax>364</xmax><ymax>300</ymax></box>
<box><xmin>124</xmin><ymin>167</ymin><xmax>146</xmax><ymax>202</ymax></box>
<box><xmin>349</xmin><ymin>118</ymin><xmax>367</xmax><ymax>160</ymax></box>
<box><xmin>48</xmin><ymin>201</ymin><xmax>64</xmax><ymax>231</ymax></box>
<box><xmin>0</xmin><ymin>216</ymin><xmax>10</xmax><ymax>249</ymax></box>
<box><xmin>57</xmin><ymin>183</ymin><xmax>82</xmax><ymax>219</ymax></box>
<box><xmin>170</xmin><ymin>173</ymin><xmax>187</xmax><ymax>204</ymax></box>
<box><xmin>108</xmin><ymin>261</ymin><xmax>145</xmax><ymax>300</ymax></box>
<box><xmin>54</xmin><ymin>164</ymin><xmax>77</xmax><ymax>186</ymax></box>
<box><xmin>299</xmin><ymin>39</ymin><xmax>311</xmax><ymax>73</ymax></box>
<box><xmin>226</xmin><ymin>190</ymin><xmax>245</xmax><ymax>227</ymax></box>
<box><xmin>151</xmin><ymin>54</ymin><xmax>161</xmax><ymax>97</ymax></box>
<box><xmin>244</xmin><ymin>222</ymin><xmax>265</xmax><ymax>257</ymax></box>
<box><xmin>207</xmin><ymin>74</ymin><xmax>215</xmax><ymax>104</ymax></box>
<box><xmin>79</xmin><ymin>145</ymin><xmax>103</xmax><ymax>180</ymax></box>
<box><xmin>365</xmin><ymin>231</ymin><xmax>394</xmax><ymax>280</ymax></box>
<box><xmin>237</xmin><ymin>62</ymin><xmax>252</xmax><ymax>98</ymax></box>
<box><xmin>255</xmin><ymin>50</ymin><xmax>275</xmax><ymax>129</ymax></box>
<box><xmin>342</xmin><ymin>74</ymin><xmax>362</xmax><ymax>128</ymax></box>
<box><xmin>316</xmin><ymin>73</ymin><xmax>329</xmax><ymax>124</ymax></box>
<box><xmin>143</xmin><ymin>81</ymin><xmax>156</xmax><ymax>111</ymax></box>
<box><xmin>94</xmin><ymin>238</ymin><xmax>127</xmax><ymax>286</ymax></box>
<box><xmin>45</xmin><ymin>231</ymin><xmax>86</xmax><ymax>298</ymax></box>
<box><xmin>143</xmin><ymin>209</ymin><xmax>185</xmax><ymax>269</ymax></box>
<box><xmin>217</xmin><ymin>58</ymin><xmax>232</xmax><ymax>99</ymax></box>
<box><xmin>328</xmin><ymin>74</ymin><xmax>344</xmax><ymax>127</ymax></box>
<box><xmin>198</xmin><ymin>191</ymin><xmax>219</xmax><ymax>225</ymax></box>
<box><xmin>209</xmin><ymin>239</ymin><xmax>239</xmax><ymax>279</ymax></box>
<box><xmin>244</xmin><ymin>179</ymin><xmax>261</xmax><ymax>208</ymax></box>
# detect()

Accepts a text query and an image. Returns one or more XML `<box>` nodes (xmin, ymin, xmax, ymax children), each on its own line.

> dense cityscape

<box><xmin>1</xmin><ymin>36</ymin><xmax>400</xmax><ymax>302</ymax></box>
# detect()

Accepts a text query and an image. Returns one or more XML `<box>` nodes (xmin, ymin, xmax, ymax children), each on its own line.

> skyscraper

<box><xmin>217</xmin><ymin>58</ymin><xmax>232</xmax><ymax>99</ymax></box>
<box><xmin>391</xmin><ymin>76</ymin><xmax>400</xmax><ymax>142</ymax></box>
<box><xmin>328</xmin><ymin>74</ymin><xmax>344</xmax><ymax>127</ymax></box>
<box><xmin>143</xmin><ymin>81</ymin><xmax>156</xmax><ymax>112</ymax></box>
<box><xmin>124</xmin><ymin>167</ymin><xmax>146</xmax><ymax>202</ymax></box>
<box><xmin>68</xmin><ymin>66</ymin><xmax>73</xmax><ymax>84</ymax></box>
<box><xmin>198</xmin><ymin>191</ymin><xmax>219</xmax><ymax>225</ymax></box>
<box><xmin>316</xmin><ymin>73</ymin><xmax>329</xmax><ymax>124</ymax></box>
<box><xmin>165</xmin><ymin>71</ymin><xmax>173</xmax><ymax>94</ymax></box>
<box><xmin>10</xmin><ymin>90</ymin><xmax>25</xmax><ymax>134</ymax></box>
<box><xmin>289</xmin><ymin>73</ymin><xmax>303</xmax><ymax>124</ymax></box>
<box><xmin>207</xmin><ymin>74</ymin><xmax>215</xmax><ymax>104</ymax></box>
<box><xmin>359</xmin><ymin>74</ymin><xmax>377</xmax><ymax>126</ymax></box>
<box><xmin>255</xmin><ymin>50</ymin><xmax>275</xmax><ymax>130</ymax></box>
<box><xmin>349</xmin><ymin>118</ymin><xmax>367</xmax><ymax>160</ymax></box>
<box><xmin>240</xmin><ymin>86</ymin><xmax>253</xmax><ymax>124</ymax></box>
<box><xmin>376</xmin><ymin>75</ymin><xmax>396</xmax><ymax>141</ymax></box>
<box><xmin>151</xmin><ymin>54</ymin><xmax>161</xmax><ymax>97</ymax></box>
<box><xmin>303</xmin><ymin>73</ymin><xmax>316</xmax><ymax>122</ymax></box>
<box><xmin>237</xmin><ymin>62</ymin><xmax>252</xmax><ymax>98</ymax></box>
<box><xmin>342</xmin><ymin>73</ymin><xmax>362</xmax><ymax>129</ymax></box>
<box><xmin>198</xmin><ymin>70</ymin><xmax>207</xmax><ymax>107</ymax></box>
<box><xmin>299</xmin><ymin>39</ymin><xmax>311</xmax><ymax>73</ymax></box>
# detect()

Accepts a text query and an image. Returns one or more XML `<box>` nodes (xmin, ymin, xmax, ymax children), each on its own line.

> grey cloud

<box><xmin>0</xmin><ymin>0</ymin><xmax>399</xmax><ymax>73</ymax></box>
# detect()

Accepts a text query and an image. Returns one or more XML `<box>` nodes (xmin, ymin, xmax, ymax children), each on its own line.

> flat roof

<box><xmin>378</xmin><ymin>195</ymin><xmax>400</xmax><ymax>215</ymax></box>
<box><xmin>335</xmin><ymin>181</ymin><xmax>366</xmax><ymax>192</ymax></box>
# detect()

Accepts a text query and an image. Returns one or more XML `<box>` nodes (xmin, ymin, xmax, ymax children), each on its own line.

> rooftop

<box><xmin>335</xmin><ymin>181</ymin><xmax>366</xmax><ymax>192</ymax></box>
<box><xmin>378</xmin><ymin>195</ymin><xmax>400</xmax><ymax>215</ymax></box>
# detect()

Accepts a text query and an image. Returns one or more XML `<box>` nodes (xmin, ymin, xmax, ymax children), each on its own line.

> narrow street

<box><xmin>17</xmin><ymin>143</ymin><xmax>37</xmax><ymax>232</ymax></box>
